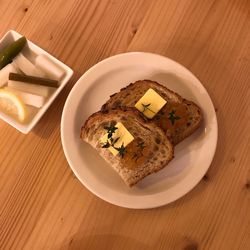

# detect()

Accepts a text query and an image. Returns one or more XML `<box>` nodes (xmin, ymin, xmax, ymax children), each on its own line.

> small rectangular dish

<box><xmin>0</xmin><ymin>30</ymin><xmax>73</xmax><ymax>133</ymax></box>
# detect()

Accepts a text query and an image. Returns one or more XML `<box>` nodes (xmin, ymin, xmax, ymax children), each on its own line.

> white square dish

<box><xmin>0</xmin><ymin>30</ymin><xmax>73</xmax><ymax>133</ymax></box>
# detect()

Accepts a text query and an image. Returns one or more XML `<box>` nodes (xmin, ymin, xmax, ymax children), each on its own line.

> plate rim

<box><xmin>61</xmin><ymin>52</ymin><xmax>218</xmax><ymax>209</ymax></box>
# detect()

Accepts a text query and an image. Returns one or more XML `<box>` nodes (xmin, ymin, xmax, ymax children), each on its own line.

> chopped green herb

<box><xmin>132</xmin><ymin>141</ymin><xmax>145</xmax><ymax>162</ymax></box>
<box><xmin>115</xmin><ymin>143</ymin><xmax>126</xmax><ymax>158</ymax></box>
<box><xmin>141</xmin><ymin>103</ymin><xmax>155</xmax><ymax>114</ymax></box>
<box><xmin>113</xmin><ymin>137</ymin><xmax>120</xmax><ymax>144</ymax></box>
<box><xmin>168</xmin><ymin>110</ymin><xmax>180</xmax><ymax>125</ymax></box>
<box><xmin>101</xmin><ymin>141</ymin><xmax>110</xmax><ymax>148</ymax></box>
<box><xmin>101</xmin><ymin>123</ymin><xmax>126</xmax><ymax>157</ymax></box>
<box><xmin>104</xmin><ymin>123</ymin><xmax>118</xmax><ymax>139</ymax></box>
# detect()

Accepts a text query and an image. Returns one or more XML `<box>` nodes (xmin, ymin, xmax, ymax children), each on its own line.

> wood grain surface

<box><xmin>0</xmin><ymin>0</ymin><xmax>249</xmax><ymax>249</ymax></box>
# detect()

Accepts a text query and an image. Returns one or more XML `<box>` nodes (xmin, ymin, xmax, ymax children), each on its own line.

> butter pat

<box><xmin>100</xmin><ymin>122</ymin><xmax>134</xmax><ymax>156</ymax></box>
<box><xmin>135</xmin><ymin>88</ymin><xmax>167</xmax><ymax>118</ymax></box>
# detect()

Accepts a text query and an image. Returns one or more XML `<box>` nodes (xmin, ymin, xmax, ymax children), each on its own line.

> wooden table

<box><xmin>0</xmin><ymin>0</ymin><xmax>249</xmax><ymax>249</ymax></box>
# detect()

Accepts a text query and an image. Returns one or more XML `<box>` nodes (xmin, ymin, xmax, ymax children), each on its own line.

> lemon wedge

<box><xmin>0</xmin><ymin>89</ymin><xmax>27</xmax><ymax>122</ymax></box>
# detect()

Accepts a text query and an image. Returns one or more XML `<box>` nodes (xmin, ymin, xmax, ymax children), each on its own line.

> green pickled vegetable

<box><xmin>0</xmin><ymin>36</ymin><xmax>27</xmax><ymax>69</ymax></box>
<box><xmin>9</xmin><ymin>73</ymin><xmax>59</xmax><ymax>88</ymax></box>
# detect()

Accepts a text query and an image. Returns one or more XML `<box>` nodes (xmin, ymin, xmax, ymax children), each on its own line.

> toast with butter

<box><xmin>81</xmin><ymin>108</ymin><xmax>174</xmax><ymax>187</ymax></box>
<box><xmin>101</xmin><ymin>80</ymin><xmax>202</xmax><ymax>145</ymax></box>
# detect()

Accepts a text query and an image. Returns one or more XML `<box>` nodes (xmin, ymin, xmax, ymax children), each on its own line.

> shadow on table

<box><xmin>57</xmin><ymin>234</ymin><xmax>151</xmax><ymax>250</ymax></box>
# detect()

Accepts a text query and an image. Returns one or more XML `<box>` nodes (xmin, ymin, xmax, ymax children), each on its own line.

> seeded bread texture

<box><xmin>81</xmin><ymin>108</ymin><xmax>174</xmax><ymax>187</ymax></box>
<box><xmin>101</xmin><ymin>80</ymin><xmax>202</xmax><ymax>145</ymax></box>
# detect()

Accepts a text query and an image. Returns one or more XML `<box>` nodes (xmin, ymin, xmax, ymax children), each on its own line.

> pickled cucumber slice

<box><xmin>0</xmin><ymin>37</ymin><xmax>27</xmax><ymax>69</ymax></box>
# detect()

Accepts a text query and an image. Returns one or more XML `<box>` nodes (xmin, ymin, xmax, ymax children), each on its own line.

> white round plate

<box><xmin>61</xmin><ymin>52</ymin><xmax>217</xmax><ymax>209</ymax></box>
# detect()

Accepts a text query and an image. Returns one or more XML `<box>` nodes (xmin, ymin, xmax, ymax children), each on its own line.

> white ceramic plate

<box><xmin>61</xmin><ymin>52</ymin><xmax>217</xmax><ymax>209</ymax></box>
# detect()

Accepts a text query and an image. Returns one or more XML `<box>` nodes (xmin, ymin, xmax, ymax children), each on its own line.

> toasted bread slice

<box><xmin>101</xmin><ymin>80</ymin><xmax>202</xmax><ymax>145</ymax></box>
<box><xmin>81</xmin><ymin>108</ymin><xmax>174</xmax><ymax>187</ymax></box>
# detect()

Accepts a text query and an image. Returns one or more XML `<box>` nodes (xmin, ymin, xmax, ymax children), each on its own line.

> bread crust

<box><xmin>101</xmin><ymin>80</ymin><xmax>202</xmax><ymax>145</ymax></box>
<box><xmin>81</xmin><ymin>108</ymin><xmax>174</xmax><ymax>186</ymax></box>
